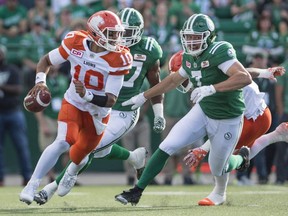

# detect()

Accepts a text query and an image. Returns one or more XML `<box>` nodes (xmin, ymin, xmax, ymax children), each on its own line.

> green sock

<box><xmin>56</xmin><ymin>161</ymin><xmax>70</xmax><ymax>185</ymax></box>
<box><xmin>103</xmin><ymin>144</ymin><xmax>130</xmax><ymax>160</ymax></box>
<box><xmin>55</xmin><ymin>153</ymin><xmax>94</xmax><ymax>185</ymax></box>
<box><xmin>226</xmin><ymin>155</ymin><xmax>243</xmax><ymax>172</ymax></box>
<box><xmin>137</xmin><ymin>148</ymin><xmax>170</xmax><ymax>189</ymax></box>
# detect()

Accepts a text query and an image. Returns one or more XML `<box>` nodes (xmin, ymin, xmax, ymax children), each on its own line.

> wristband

<box><xmin>152</xmin><ymin>103</ymin><xmax>164</xmax><ymax>118</ymax></box>
<box><xmin>210</xmin><ymin>84</ymin><xmax>216</xmax><ymax>93</ymax></box>
<box><xmin>35</xmin><ymin>72</ymin><xmax>46</xmax><ymax>84</ymax></box>
<box><xmin>82</xmin><ymin>90</ymin><xmax>93</xmax><ymax>101</ymax></box>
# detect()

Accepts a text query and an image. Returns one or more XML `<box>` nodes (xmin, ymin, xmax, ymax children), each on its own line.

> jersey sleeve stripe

<box><xmin>145</xmin><ymin>37</ymin><xmax>154</xmax><ymax>51</ymax></box>
<box><xmin>109</xmin><ymin>70</ymin><xmax>129</xmax><ymax>75</ymax></box>
<box><xmin>109</xmin><ymin>64</ymin><xmax>132</xmax><ymax>72</ymax></box>
<box><xmin>58</xmin><ymin>45</ymin><xmax>69</xmax><ymax>59</ymax></box>
<box><xmin>209</xmin><ymin>42</ymin><xmax>227</xmax><ymax>54</ymax></box>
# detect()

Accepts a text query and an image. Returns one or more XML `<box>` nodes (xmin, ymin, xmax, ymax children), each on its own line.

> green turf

<box><xmin>1</xmin><ymin>184</ymin><xmax>287</xmax><ymax>216</ymax></box>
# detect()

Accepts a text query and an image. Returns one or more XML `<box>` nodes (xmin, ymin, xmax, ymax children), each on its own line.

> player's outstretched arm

<box><xmin>246</xmin><ymin>66</ymin><xmax>285</xmax><ymax>80</ymax></box>
<box><xmin>122</xmin><ymin>72</ymin><xmax>186</xmax><ymax>109</ymax></box>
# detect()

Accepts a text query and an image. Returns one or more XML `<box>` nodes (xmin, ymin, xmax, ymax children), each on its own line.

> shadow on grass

<box><xmin>0</xmin><ymin>205</ymin><xmax>195</xmax><ymax>215</ymax></box>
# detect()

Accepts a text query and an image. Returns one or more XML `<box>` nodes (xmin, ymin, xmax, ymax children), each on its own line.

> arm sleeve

<box><xmin>105</xmin><ymin>75</ymin><xmax>124</xmax><ymax>97</ymax></box>
<box><xmin>48</xmin><ymin>48</ymin><xmax>66</xmax><ymax>65</ymax></box>
<box><xmin>178</xmin><ymin>67</ymin><xmax>189</xmax><ymax>78</ymax></box>
<box><xmin>218</xmin><ymin>59</ymin><xmax>238</xmax><ymax>74</ymax></box>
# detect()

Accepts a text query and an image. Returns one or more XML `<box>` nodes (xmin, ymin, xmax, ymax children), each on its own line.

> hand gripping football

<box><xmin>23</xmin><ymin>89</ymin><xmax>51</xmax><ymax>112</ymax></box>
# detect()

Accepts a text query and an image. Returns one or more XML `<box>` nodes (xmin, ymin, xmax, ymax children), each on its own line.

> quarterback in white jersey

<box><xmin>20</xmin><ymin>10</ymin><xmax>132</xmax><ymax>205</ymax></box>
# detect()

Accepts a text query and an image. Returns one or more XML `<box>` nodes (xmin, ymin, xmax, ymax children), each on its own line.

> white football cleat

<box><xmin>127</xmin><ymin>147</ymin><xmax>148</xmax><ymax>179</ymax></box>
<box><xmin>57</xmin><ymin>171</ymin><xmax>77</xmax><ymax>197</ymax></box>
<box><xmin>19</xmin><ymin>179</ymin><xmax>41</xmax><ymax>205</ymax></box>
<box><xmin>34</xmin><ymin>181</ymin><xmax>57</xmax><ymax>205</ymax></box>
<box><xmin>274</xmin><ymin>122</ymin><xmax>288</xmax><ymax>142</ymax></box>
<box><xmin>128</xmin><ymin>147</ymin><xmax>148</xmax><ymax>169</ymax></box>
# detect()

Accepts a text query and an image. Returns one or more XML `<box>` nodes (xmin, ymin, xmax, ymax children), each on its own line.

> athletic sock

<box><xmin>137</xmin><ymin>148</ymin><xmax>170</xmax><ymax>189</ymax></box>
<box><xmin>212</xmin><ymin>173</ymin><xmax>229</xmax><ymax>196</ymax></box>
<box><xmin>250</xmin><ymin>133</ymin><xmax>276</xmax><ymax>159</ymax></box>
<box><xmin>103</xmin><ymin>144</ymin><xmax>130</xmax><ymax>160</ymax></box>
<box><xmin>225</xmin><ymin>155</ymin><xmax>243</xmax><ymax>172</ymax></box>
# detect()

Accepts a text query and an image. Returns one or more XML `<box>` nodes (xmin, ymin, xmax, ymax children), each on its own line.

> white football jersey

<box><xmin>49</xmin><ymin>30</ymin><xmax>132</xmax><ymax>117</ymax></box>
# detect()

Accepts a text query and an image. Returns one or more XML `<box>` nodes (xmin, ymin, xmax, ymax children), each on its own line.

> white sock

<box><xmin>250</xmin><ymin>131</ymin><xmax>278</xmax><ymax>159</ymax></box>
<box><xmin>67</xmin><ymin>155</ymin><xmax>89</xmax><ymax>175</ymax></box>
<box><xmin>126</xmin><ymin>151</ymin><xmax>133</xmax><ymax>164</ymax></box>
<box><xmin>31</xmin><ymin>140</ymin><xmax>70</xmax><ymax>180</ymax></box>
<box><xmin>211</xmin><ymin>173</ymin><xmax>229</xmax><ymax>196</ymax></box>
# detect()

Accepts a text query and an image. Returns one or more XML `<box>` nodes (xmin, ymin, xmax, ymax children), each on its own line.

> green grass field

<box><xmin>1</xmin><ymin>184</ymin><xmax>287</xmax><ymax>216</ymax></box>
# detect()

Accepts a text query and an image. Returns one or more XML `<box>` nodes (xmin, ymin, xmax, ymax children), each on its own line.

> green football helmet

<box><xmin>118</xmin><ymin>8</ymin><xmax>144</xmax><ymax>47</ymax></box>
<box><xmin>180</xmin><ymin>14</ymin><xmax>216</xmax><ymax>56</ymax></box>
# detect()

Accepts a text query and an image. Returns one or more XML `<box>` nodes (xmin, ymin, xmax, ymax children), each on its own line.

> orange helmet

<box><xmin>87</xmin><ymin>10</ymin><xmax>125</xmax><ymax>52</ymax></box>
<box><xmin>168</xmin><ymin>50</ymin><xmax>193</xmax><ymax>93</ymax></box>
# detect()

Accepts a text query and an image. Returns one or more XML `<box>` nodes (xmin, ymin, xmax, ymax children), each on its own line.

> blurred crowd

<box><xmin>0</xmin><ymin>0</ymin><xmax>288</xmax><ymax>186</ymax></box>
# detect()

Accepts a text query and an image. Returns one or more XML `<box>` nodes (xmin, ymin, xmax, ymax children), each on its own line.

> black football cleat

<box><xmin>236</xmin><ymin>146</ymin><xmax>250</xmax><ymax>172</ymax></box>
<box><xmin>115</xmin><ymin>187</ymin><xmax>142</xmax><ymax>206</ymax></box>
<box><xmin>34</xmin><ymin>190</ymin><xmax>48</xmax><ymax>205</ymax></box>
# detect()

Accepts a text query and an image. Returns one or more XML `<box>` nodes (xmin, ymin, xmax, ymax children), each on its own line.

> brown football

<box><xmin>23</xmin><ymin>89</ymin><xmax>51</xmax><ymax>112</ymax></box>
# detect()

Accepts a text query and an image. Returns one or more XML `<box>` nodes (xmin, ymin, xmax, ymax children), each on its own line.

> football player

<box><xmin>170</xmin><ymin>50</ymin><xmax>287</xmax><ymax>205</ymax></box>
<box><xmin>32</xmin><ymin>8</ymin><xmax>165</xmax><ymax>205</ymax></box>
<box><xmin>20</xmin><ymin>10</ymin><xmax>132</xmax><ymax>205</ymax></box>
<box><xmin>115</xmin><ymin>13</ymin><xmax>254</xmax><ymax>206</ymax></box>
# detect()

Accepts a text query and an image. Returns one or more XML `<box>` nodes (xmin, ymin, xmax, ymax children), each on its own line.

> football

<box><xmin>23</xmin><ymin>89</ymin><xmax>51</xmax><ymax>112</ymax></box>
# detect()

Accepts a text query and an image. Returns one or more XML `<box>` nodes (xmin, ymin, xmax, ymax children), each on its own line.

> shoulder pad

<box><xmin>206</xmin><ymin>41</ymin><xmax>236</xmax><ymax>65</ymax></box>
<box><xmin>208</xmin><ymin>41</ymin><xmax>233</xmax><ymax>55</ymax></box>
<box><xmin>138</xmin><ymin>36</ymin><xmax>163</xmax><ymax>59</ymax></box>
<box><xmin>62</xmin><ymin>30</ymin><xmax>87</xmax><ymax>51</ymax></box>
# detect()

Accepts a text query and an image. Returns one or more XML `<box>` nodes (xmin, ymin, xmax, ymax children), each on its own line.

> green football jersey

<box><xmin>113</xmin><ymin>36</ymin><xmax>163</xmax><ymax>111</ymax></box>
<box><xmin>182</xmin><ymin>41</ymin><xmax>245</xmax><ymax>119</ymax></box>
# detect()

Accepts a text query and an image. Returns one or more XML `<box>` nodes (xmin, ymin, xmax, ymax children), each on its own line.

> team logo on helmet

<box><xmin>91</xmin><ymin>15</ymin><xmax>104</xmax><ymax>27</ymax></box>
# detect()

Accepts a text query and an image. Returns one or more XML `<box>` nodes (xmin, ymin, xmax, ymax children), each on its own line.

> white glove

<box><xmin>153</xmin><ymin>116</ymin><xmax>166</xmax><ymax>133</ymax></box>
<box><xmin>258</xmin><ymin>67</ymin><xmax>285</xmax><ymax>81</ymax></box>
<box><xmin>190</xmin><ymin>85</ymin><xmax>216</xmax><ymax>103</ymax></box>
<box><xmin>122</xmin><ymin>92</ymin><xmax>147</xmax><ymax>110</ymax></box>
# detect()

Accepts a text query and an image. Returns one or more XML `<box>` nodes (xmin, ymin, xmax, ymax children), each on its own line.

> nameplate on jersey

<box><xmin>201</xmin><ymin>61</ymin><xmax>209</xmax><ymax>68</ymax></box>
<box><xmin>134</xmin><ymin>54</ymin><xmax>146</xmax><ymax>61</ymax></box>
<box><xmin>83</xmin><ymin>61</ymin><xmax>95</xmax><ymax>68</ymax></box>
<box><xmin>71</xmin><ymin>49</ymin><xmax>84</xmax><ymax>58</ymax></box>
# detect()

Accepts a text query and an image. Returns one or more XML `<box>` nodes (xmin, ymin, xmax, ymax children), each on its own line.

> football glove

<box><xmin>183</xmin><ymin>147</ymin><xmax>208</xmax><ymax>168</ymax></box>
<box><xmin>153</xmin><ymin>116</ymin><xmax>166</xmax><ymax>133</ymax></box>
<box><xmin>122</xmin><ymin>92</ymin><xmax>147</xmax><ymax>110</ymax></box>
<box><xmin>190</xmin><ymin>85</ymin><xmax>216</xmax><ymax>103</ymax></box>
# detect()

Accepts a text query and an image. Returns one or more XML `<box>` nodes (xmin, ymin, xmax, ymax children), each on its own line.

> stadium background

<box><xmin>1</xmin><ymin>0</ymin><xmax>285</xmax><ymax>179</ymax></box>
